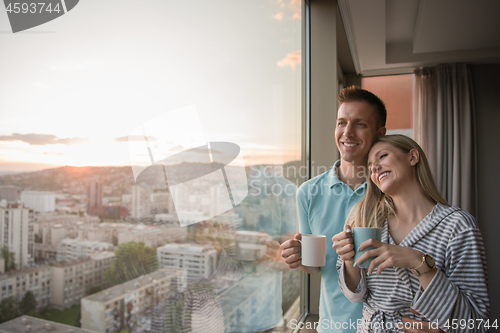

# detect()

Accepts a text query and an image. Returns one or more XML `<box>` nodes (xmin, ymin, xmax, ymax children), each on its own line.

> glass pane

<box><xmin>362</xmin><ymin>74</ymin><xmax>413</xmax><ymax>137</ymax></box>
<box><xmin>0</xmin><ymin>1</ymin><xmax>303</xmax><ymax>332</ymax></box>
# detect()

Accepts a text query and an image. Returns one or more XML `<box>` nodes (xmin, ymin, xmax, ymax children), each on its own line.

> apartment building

<box><xmin>56</xmin><ymin>238</ymin><xmax>114</xmax><ymax>262</ymax></box>
<box><xmin>117</xmin><ymin>224</ymin><xmax>186</xmax><ymax>248</ymax></box>
<box><xmin>0</xmin><ymin>203</ymin><xmax>34</xmax><ymax>269</ymax></box>
<box><xmin>50</xmin><ymin>251</ymin><xmax>115</xmax><ymax>309</ymax></box>
<box><xmin>157</xmin><ymin>243</ymin><xmax>217</xmax><ymax>283</ymax></box>
<box><xmin>81</xmin><ymin>268</ymin><xmax>187</xmax><ymax>333</ymax></box>
<box><xmin>0</xmin><ymin>265</ymin><xmax>52</xmax><ymax>308</ymax></box>
<box><xmin>150</xmin><ymin>191</ymin><xmax>174</xmax><ymax>214</ymax></box>
<box><xmin>0</xmin><ymin>185</ymin><xmax>19</xmax><ymax>203</ymax></box>
<box><xmin>20</xmin><ymin>191</ymin><xmax>56</xmax><ymax>212</ymax></box>
<box><xmin>45</xmin><ymin>221</ymin><xmax>186</xmax><ymax>249</ymax></box>
<box><xmin>34</xmin><ymin>223</ymin><xmax>66</xmax><ymax>262</ymax></box>
<box><xmin>130</xmin><ymin>185</ymin><xmax>151</xmax><ymax>219</ymax></box>
<box><xmin>34</xmin><ymin>212</ymin><xmax>101</xmax><ymax>246</ymax></box>
<box><xmin>87</xmin><ymin>176</ymin><xmax>103</xmax><ymax>216</ymax></box>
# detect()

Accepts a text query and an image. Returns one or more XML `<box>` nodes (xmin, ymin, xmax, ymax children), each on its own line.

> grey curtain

<box><xmin>413</xmin><ymin>63</ymin><xmax>477</xmax><ymax>217</ymax></box>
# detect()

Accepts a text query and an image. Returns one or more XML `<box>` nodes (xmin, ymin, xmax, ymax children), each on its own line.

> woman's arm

<box><xmin>334</xmin><ymin>224</ymin><xmax>366</xmax><ymax>302</ymax></box>
<box><xmin>411</xmin><ymin>227</ymin><xmax>490</xmax><ymax>333</ymax></box>
<box><xmin>356</xmin><ymin>222</ymin><xmax>489</xmax><ymax>333</ymax></box>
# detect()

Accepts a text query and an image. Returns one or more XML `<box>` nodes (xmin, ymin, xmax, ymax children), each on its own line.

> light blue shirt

<box><xmin>297</xmin><ymin>160</ymin><xmax>365</xmax><ymax>333</ymax></box>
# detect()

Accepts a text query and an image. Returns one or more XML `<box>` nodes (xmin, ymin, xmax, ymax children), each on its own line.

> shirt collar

<box><xmin>328</xmin><ymin>160</ymin><xmax>344</xmax><ymax>188</ymax></box>
<box><xmin>328</xmin><ymin>160</ymin><xmax>368</xmax><ymax>191</ymax></box>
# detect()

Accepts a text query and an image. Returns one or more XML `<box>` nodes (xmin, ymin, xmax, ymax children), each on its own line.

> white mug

<box><xmin>300</xmin><ymin>234</ymin><xmax>326</xmax><ymax>267</ymax></box>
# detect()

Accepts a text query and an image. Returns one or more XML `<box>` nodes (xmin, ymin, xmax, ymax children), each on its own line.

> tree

<box><xmin>105</xmin><ymin>242</ymin><xmax>158</xmax><ymax>286</ymax></box>
<box><xmin>88</xmin><ymin>286</ymin><xmax>102</xmax><ymax>295</ymax></box>
<box><xmin>34</xmin><ymin>233</ymin><xmax>42</xmax><ymax>243</ymax></box>
<box><xmin>1</xmin><ymin>246</ymin><xmax>16</xmax><ymax>272</ymax></box>
<box><xmin>111</xmin><ymin>235</ymin><xmax>118</xmax><ymax>246</ymax></box>
<box><xmin>0</xmin><ymin>297</ymin><xmax>19</xmax><ymax>323</ymax></box>
<box><xmin>20</xmin><ymin>291</ymin><xmax>37</xmax><ymax>315</ymax></box>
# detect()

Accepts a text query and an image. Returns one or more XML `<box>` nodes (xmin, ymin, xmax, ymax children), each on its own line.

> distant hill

<box><xmin>0</xmin><ymin>160</ymin><xmax>304</xmax><ymax>195</ymax></box>
<box><xmin>0</xmin><ymin>166</ymin><xmax>135</xmax><ymax>195</ymax></box>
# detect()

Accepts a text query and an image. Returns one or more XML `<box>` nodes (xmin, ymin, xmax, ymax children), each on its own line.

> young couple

<box><xmin>281</xmin><ymin>87</ymin><xmax>489</xmax><ymax>333</ymax></box>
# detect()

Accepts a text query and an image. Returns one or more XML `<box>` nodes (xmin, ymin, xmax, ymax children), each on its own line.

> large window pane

<box><xmin>362</xmin><ymin>74</ymin><xmax>413</xmax><ymax>137</ymax></box>
<box><xmin>0</xmin><ymin>1</ymin><xmax>303</xmax><ymax>332</ymax></box>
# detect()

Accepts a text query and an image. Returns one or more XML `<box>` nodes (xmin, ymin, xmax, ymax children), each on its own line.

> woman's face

<box><xmin>368</xmin><ymin>142</ymin><xmax>416</xmax><ymax>195</ymax></box>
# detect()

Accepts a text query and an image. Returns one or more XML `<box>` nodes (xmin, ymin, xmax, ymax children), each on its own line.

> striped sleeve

<box><xmin>337</xmin><ymin>257</ymin><xmax>367</xmax><ymax>303</ymax></box>
<box><xmin>411</xmin><ymin>227</ymin><xmax>490</xmax><ymax>333</ymax></box>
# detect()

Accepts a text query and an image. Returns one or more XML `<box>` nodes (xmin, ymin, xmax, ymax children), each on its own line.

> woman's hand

<box><xmin>356</xmin><ymin>239</ymin><xmax>423</xmax><ymax>275</ymax></box>
<box><xmin>332</xmin><ymin>224</ymin><xmax>355</xmax><ymax>261</ymax></box>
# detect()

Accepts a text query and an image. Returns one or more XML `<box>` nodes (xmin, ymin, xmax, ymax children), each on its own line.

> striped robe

<box><xmin>337</xmin><ymin>204</ymin><xmax>490</xmax><ymax>333</ymax></box>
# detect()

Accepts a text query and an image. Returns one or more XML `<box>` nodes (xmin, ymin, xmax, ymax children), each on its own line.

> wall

<box><xmin>471</xmin><ymin>64</ymin><xmax>500</xmax><ymax>320</ymax></box>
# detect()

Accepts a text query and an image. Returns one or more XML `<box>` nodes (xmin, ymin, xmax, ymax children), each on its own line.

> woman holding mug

<box><xmin>333</xmin><ymin>135</ymin><xmax>489</xmax><ymax>333</ymax></box>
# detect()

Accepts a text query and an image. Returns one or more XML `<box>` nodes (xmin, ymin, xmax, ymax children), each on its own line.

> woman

<box><xmin>333</xmin><ymin>135</ymin><xmax>489</xmax><ymax>333</ymax></box>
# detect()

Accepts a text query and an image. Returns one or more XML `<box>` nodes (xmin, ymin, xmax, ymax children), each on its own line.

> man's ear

<box><xmin>409</xmin><ymin>149</ymin><xmax>420</xmax><ymax>166</ymax></box>
<box><xmin>378</xmin><ymin>127</ymin><xmax>387</xmax><ymax>137</ymax></box>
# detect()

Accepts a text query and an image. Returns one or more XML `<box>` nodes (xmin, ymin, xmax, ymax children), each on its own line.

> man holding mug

<box><xmin>281</xmin><ymin>87</ymin><xmax>442</xmax><ymax>333</ymax></box>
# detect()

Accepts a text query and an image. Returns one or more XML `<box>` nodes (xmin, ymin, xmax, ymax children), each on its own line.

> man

<box><xmin>281</xmin><ymin>86</ymin><xmax>441</xmax><ymax>333</ymax></box>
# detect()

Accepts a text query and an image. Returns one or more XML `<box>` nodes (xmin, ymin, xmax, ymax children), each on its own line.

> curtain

<box><xmin>413</xmin><ymin>63</ymin><xmax>477</xmax><ymax>217</ymax></box>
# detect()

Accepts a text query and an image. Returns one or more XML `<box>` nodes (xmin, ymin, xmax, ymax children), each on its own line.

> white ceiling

<box><xmin>338</xmin><ymin>0</ymin><xmax>500</xmax><ymax>76</ymax></box>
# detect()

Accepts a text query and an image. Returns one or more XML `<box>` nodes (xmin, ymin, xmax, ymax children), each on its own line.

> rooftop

<box><xmin>50</xmin><ymin>257</ymin><xmax>92</xmax><ymax>268</ymax></box>
<box><xmin>90</xmin><ymin>251</ymin><xmax>116</xmax><ymax>260</ymax></box>
<box><xmin>0</xmin><ymin>315</ymin><xmax>97</xmax><ymax>333</ymax></box>
<box><xmin>157</xmin><ymin>243</ymin><xmax>216</xmax><ymax>254</ymax></box>
<box><xmin>82</xmin><ymin>268</ymin><xmax>182</xmax><ymax>304</ymax></box>
<box><xmin>0</xmin><ymin>265</ymin><xmax>51</xmax><ymax>279</ymax></box>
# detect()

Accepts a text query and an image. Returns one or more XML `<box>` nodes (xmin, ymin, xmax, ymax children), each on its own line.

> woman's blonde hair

<box><xmin>347</xmin><ymin>134</ymin><xmax>449</xmax><ymax>228</ymax></box>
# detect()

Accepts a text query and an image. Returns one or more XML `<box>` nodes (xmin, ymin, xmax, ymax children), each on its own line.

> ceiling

<box><xmin>338</xmin><ymin>0</ymin><xmax>500</xmax><ymax>76</ymax></box>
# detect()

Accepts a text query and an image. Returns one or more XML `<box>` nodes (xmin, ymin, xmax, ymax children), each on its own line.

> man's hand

<box><xmin>280</xmin><ymin>232</ymin><xmax>302</xmax><ymax>269</ymax></box>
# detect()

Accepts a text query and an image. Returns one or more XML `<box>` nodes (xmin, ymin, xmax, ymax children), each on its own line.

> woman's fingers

<box><xmin>358</xmin><ymin>238</ymin><xmax>383</xmax><ymax>251</ymax></box>
<box><xmin>337</xmin><ymin>243</ymin><xmax>355</xmax><ymax>261</ymax></box>
<box><xmin>333</xmin><ymin>226</ymin><xmax>355</xmax><ymax>261</ymax></box>
<box><xmin>333</xmin><ymin>237</ymin><xmax>351</xmax><ymax>250</ymax></box>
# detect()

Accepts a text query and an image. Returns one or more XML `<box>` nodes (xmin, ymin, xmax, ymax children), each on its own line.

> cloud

<box><xmin>0</xmin><ymin>133</ymin><xmax>87</xmax><ymax>145</ymax></box>
<box><xmin>289</xmin><ymin>0</ymin><xmax>301</xmax><ymax>20</ymax></box>
<box><xmin>277</xmin><ymin>49</ymin><xmax>301</xmax><ymax>70</ymax></box>
<box><xmin>272</xmin><ymin>12</ymin><xmax>284</xmax><ymax>21</ymax></box>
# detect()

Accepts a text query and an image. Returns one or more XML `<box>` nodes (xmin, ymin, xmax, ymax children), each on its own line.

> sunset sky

<box><xmin>0</xmin><ymin>0</ymin><xmax>302</xmax><ymax>173</ymax></box>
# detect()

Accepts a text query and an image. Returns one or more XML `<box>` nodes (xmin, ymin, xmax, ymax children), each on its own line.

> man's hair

<box><xmin>337</xmin><ymin>86</ymin><xmax>387</xmax><ymax>129</ymax></box>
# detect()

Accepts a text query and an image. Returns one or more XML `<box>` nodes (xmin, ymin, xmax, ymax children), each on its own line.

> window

<box><xmin>2</xmin><ymin>0</ymin><xmax>305</xmax><ymax>332</ymax></box>
<box><xmin>362</xmin><ymin>74</ymin><xmax>414</xmax><ymax>137</ymax></box>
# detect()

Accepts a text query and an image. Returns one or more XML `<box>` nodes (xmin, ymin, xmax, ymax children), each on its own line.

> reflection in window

<box><xmin>0</xmin><ymin>0</ymin><xmax>303</xmax><ymax>332</ymax></box>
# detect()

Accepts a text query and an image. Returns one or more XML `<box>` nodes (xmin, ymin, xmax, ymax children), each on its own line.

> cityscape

<box><xmin>0</xmin><ymin>162</ymin><xmax>303</xmax><ymax>333</ymax></box>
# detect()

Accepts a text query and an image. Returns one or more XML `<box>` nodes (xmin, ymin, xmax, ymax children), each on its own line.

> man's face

<box><xmin>335</xmin><ymin>101</ymin><xmax>385</xmax><ymax>165</ymax></box>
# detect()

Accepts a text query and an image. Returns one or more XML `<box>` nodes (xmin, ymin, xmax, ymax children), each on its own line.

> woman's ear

<box><xmin>409</xmin><ymin>149</ymin><xmax>420</xmax><ymax>166</ymax></box>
